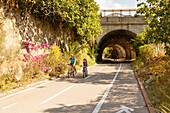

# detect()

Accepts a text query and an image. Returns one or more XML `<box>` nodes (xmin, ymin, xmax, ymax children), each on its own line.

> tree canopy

<box><xmin>135</xmin><ymin>0</ymin><xmax>169</xmax><ymax>55</ymax></box>
<box><xmin>4</xmin><ymin>0</ymin><xmax>102</xmax><ymax>44</ymax></box>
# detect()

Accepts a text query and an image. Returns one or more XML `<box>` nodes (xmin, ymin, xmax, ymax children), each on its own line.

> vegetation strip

<box><xmin>135</xmin><ymin>74</ymin><xmax>155</xmax><ymax>113</ymax></box>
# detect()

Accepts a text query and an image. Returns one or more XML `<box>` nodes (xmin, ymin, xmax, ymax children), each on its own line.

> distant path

<box><xmin>0</xmin><ymin>63</ymin><xmax>148</xmax><ymax>113</ymax></box>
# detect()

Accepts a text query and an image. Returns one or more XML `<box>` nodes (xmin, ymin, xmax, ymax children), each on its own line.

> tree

<box><xmin>4</xmin><ymin>0</ymin><xmax>102</xmax><ymax>45</ymax></box>
<box><xmin>135</xmin><ymin>0</ymin><xmax>170</xmax><ymax>55</ymax></box>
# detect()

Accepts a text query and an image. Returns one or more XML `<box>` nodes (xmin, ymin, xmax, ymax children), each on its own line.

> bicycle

<box><xmin>83</xmin><ymin>66</ymin><xmax>88</xmax><ymax>78</ymax></box>
<box><xmin>68</xmin><ymin>64</ymin><xmax>75</xmax><ymax>78</ymax></box>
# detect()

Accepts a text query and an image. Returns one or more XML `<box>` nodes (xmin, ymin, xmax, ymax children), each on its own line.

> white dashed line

<box><xmin>2</xmin><ymin>103</ymin><xmax>17</xmax><ymax>109</ymax></box>
<box><xmin>98</xmin><ymin>67</ymin><xmax>103</xmax><ymax>72</ymax></box>
<box><xmin>41</xmin><ymin>85</ymin><xmax>75</xmax><ymax>104</ymax></box>
<box><xmin>84</xmin><ymin>75</ymin><xmax>94</xmax><ymax>80</ymax></box>
<box><xmin>0</xmin><ymin>81</ymin><xmax>53</xmax><ymax>101</ymax></box>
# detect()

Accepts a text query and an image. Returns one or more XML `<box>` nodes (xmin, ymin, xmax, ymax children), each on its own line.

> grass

<box><xmin>132</xmin><ymin>56</ymin><xmax>170</xmax><ymax>113</ymax></box>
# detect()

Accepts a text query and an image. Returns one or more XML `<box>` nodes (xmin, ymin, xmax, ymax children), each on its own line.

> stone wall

<box><xmin>0</xmin><ymin>4</ymin><xmax>70</xmax><ymax>79</ymax></box>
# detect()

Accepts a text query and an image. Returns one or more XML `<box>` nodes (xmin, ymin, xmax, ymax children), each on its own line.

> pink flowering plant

<box><xmin>22</xmin><ymin>38</ymin><xmax>51</xmax><ymax>80</ymax></box>
<box><xmin>22</xmin><ymin>39</ymin><xmax>67</xmax><ymax>79</ymax></box>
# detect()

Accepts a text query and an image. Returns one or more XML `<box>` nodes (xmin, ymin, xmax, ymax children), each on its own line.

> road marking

<box><xmin>92</xmin><ymin>63</ymin><xmax>122</xmax><ymax>113</ymax></box>
<box><xmin>0</xmin><ymin>81</ymin><xmax>53</xmax><ymax>101</ymax></box>
<box><xmin>115</xmin><ymin>105</ymin><xmax>134</xmax><ymax>113</ymax></box>
<box><xmin>98</xmin><ymin>67</ymin><xmax>103</xmax><ymax>72</ymax></box>
<box><xmin>66</xmin><ymin>104</ymin><xmax>72</xmax><ymax>107</ymax></box>
<box><xmin>84</xmin><ymin>75</ymin><xmax>94</xmax><ymax>80</ymax></box>
<box><xmin>84</xmin><ymin>75</ymin><xmax>91</xmax><ymax>79</ymax></box>
<box><xmin>41</xmin><ymin>85</ymin><xmax>75</xmax><ymax>104</ymax></box>
<box><xmin>2</xmin><ymin>103</ymin><xmax>17</xmax><ymax>109</ymax></box>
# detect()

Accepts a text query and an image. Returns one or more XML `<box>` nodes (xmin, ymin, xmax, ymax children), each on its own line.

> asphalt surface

<box><xmin>0</xmin><ymin>63</ymin><xmax>148</xmax><ymax>113</ymax></box>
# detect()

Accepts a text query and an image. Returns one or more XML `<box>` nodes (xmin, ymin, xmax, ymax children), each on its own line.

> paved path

<box><xmin>0</xmin><ymin>63</ymin><xmax>148</xmax><ymax>113</ymax></box>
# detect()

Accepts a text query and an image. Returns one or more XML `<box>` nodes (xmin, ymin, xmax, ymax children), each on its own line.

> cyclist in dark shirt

<box><xmin>83</xmin><ymin>58</ymin><xmax>88</xmax><ymax>76</ymax></box>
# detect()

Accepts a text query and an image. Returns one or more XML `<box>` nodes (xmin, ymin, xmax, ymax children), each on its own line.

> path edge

<box><xmin>134</xmin><ymin>71</ymin><xmax>156</xmax><ymax>113</ymax></box>
<box><xmin>0</xmin><ymin>64</ymin><xmax>97</xmax><ymax>99</ymax></box>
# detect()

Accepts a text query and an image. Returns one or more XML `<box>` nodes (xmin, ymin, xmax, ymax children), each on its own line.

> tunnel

<box><xmin>97</xmin><ymin>29</ymin><xmax>136</xmax><ymax>62</ymax></box>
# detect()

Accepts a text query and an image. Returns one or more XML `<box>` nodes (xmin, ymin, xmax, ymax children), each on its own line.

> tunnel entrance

<box><xmin>97</xmin><ymin>29</ymin><xmax>136</xmax><ymax>62</ymax></box>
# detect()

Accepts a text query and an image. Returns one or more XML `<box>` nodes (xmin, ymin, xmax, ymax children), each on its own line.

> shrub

<box><xmin>0</xmin><ymin>73</ymin><xmax>12</xmax><ymax>91</ymax></box>
<box><xmin>102</xmin><ymin>47</ymin><xmax>113</xmax><ymax>58</ymax></box>
<box><xmin>0</xmin><ymin>22</ymin><xmax>5</xmax><ymax>66</ymax></box>
<box><xmin>139</xmin><ymin>44</ymin><xmax>156</xmax><ymax>62</ymax></box>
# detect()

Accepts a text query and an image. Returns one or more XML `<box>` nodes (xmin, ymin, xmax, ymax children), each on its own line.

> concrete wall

<box><xmin>97</xmin><ymin>16</ymin><xmax>148</xmax><ymax>44</ymax></box>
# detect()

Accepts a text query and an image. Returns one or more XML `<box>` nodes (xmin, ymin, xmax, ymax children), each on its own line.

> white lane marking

<box><xmin>0</xmin><ymin>81</ymin><xmax>53</xmax><ymax>101</ymax></box>
<box><xmin>84</xmin><ymin>74</ymin><xmax>94</xmax><ymax>80</ymax></box>
<box><xmin>98</xmin><ymin>67</ymin><xmax>103</xmax><ymax>72</ymax></box>
<box><xmin>92</xmin><ymin>63</ymin><xmax>122</xmax><ymax>113</ymax></box>
<box><xmin>41</xmin><ymin>85</ymin><xmax>75</xmax><ymax>104</ymax></box>
<box><xmin>115</xmin><ymin>105</ymin><xmax>134</xmax><ymax>113</ymax></box>
<box><xmin>66</xmin><ymin>104</ymin><xmax>72</xmax><ymax>107</ymax></box>
<box><xmin>2</xmin><ymin>103</ymin><xmax>17</xmax><ymax>109</ymax></box>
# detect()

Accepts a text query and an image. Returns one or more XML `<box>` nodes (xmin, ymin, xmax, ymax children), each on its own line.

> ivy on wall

<box><xmin>4</xmin><ymin>0</ymin><xmax>102</xmax><ymax>44</ymax></box>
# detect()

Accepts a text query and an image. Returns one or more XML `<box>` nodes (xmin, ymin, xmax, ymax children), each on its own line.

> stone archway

<box><xmin>97</xmin><ymin>29</ymin><xmax>136</xmax><ymax>62</ymax></box>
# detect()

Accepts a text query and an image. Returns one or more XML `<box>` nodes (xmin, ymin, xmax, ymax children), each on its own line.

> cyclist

<box><xmin>69</xmin><ymin>54</ymin><xmax>77</xmax><ymax>73</ymax></box>
<box><xmin>83</xmin><ymin>58</ymin><xmax>88</xmax><ymax>76</ymax></box>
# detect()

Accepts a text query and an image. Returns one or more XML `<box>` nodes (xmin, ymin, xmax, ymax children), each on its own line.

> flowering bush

<box><xmin>22</xmin><ymin>39</ymin><xmax>68</xmax><ymax>79</ymax></box>
<box><xmin>22</xmin><ymin>38</ymin><xmax>51</xmax><ymax>80</ymax></box>
<box><xmin>46</xmin><ymin>44</ymin><xmax>68</xmax><ymax>76</ymax></box>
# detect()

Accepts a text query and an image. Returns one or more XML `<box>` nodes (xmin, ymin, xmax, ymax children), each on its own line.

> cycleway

<box><xmin>0</xmin><ymin>63</ymin><xmax>148</xmax><ymax>113</ymax></box>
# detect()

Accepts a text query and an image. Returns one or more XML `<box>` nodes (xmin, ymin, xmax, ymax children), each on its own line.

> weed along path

<box><xmin>0</xmin><ymin>63</ymin><xmax>148</xmax><ymax>113</ymax></box>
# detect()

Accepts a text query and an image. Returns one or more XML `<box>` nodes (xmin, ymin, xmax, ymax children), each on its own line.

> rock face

<box><xmin>0</xmin><ymin>4</ymin><xmax>70</xmax><ymax>79</ymax></box>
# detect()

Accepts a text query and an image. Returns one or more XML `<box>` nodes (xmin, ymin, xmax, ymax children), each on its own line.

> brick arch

<box><xmin>96</xmin><ymin>29</ymin><xmax>136</xmax><ymax>62</ymax></box>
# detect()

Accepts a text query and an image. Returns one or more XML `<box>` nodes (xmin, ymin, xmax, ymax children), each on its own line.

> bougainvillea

<box><xmin>23</xmin><ymin>38</ymin><xmax>50</xmax><ymax>72</ymax></box>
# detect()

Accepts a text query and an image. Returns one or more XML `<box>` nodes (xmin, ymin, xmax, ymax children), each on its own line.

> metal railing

<box><xmin>101</xmin><ymin>9</ymin><xmax>138</xmax><ymax>17</ymax></box>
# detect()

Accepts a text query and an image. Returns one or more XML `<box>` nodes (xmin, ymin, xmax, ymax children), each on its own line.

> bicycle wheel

<box><xmin>73</xmin><ymin>69</ymin><xmax>75</xmax><ymax>77</ymax></box>
<box><xmin>68</xmin><ymin>71</ymin><xmax>70</xmax><ymax>78</ymax></box>
<box><xmin>85</xmin><ymin>68</ymin><xmax>88</xmax><ymax>77</ymax></box>
<box><xmin>83</xmin><ymin>67</ymin><xmax>86</xmax><ymax>78</ymax></box>
<box><xmin>83</xmin><ymin>71</ymin><xmax>85</xmax><ymax>78</ymax></box>
<box><xmin>85</xmin><ymin>69</ymin><xmax>87</xmax><ymax>77</ymax></box>
<box><xmin>73</xmin><ymin>72</ymin><xmax>75</xmax><ymax>77</ymax></box>
<box><xmin>68</xmin><ymin>67</ymin><xmax>71</xmax><ymax>78</ymax></box>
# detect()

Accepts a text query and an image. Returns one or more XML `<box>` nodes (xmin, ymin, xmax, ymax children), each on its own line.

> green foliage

<box><xmin>0</xmin><ymin>73</ymin><xmax>12</xmax><ymax>92</ymax></box>
<box><xmin>132</xmin><ymin>52</ymin><xmax>170</xmax><ymax>112</ymax></box>
<box><xmin>87</xmin><ymin>46</ymin><xmax>98</xmax><ymax>60</ymax></box>
<box><xmin>0</xmin><ymin>22</ymin><xmax>5</xmax><ymax>65</ymax></box>
<box><xmin>0</xmin><ymin>73</ymin><xmax>12</xmax><ymax>85</ymax></box>
<box><xmin>48</xmin><ymin>45</ymin><xmax>61</xmax><ymax>62</ymax></box>
<box><xmin>134</xmin><ymin>1</ymin><xmax>170</xmax><ymax>111</ymax></box>
<box><xmin>131</xmin><ymin>28</ymin><xmax>149</xmax><ymax>55</ymax></box>
<box><xmin>139</xmin><ymin>44</ymin><xmax>156</xmax><ymax>61</ymax></box>
<box><xmin>132</xmin><ymin>44</ymin><xmax>155</xmax><ymax>70</ymax></box>
<box><xmin>144</xmin><ymin>57</ymin><xmax>170</xmax><ymax>113</ymax></box>
<box><xmin>5</xmin><ymin>0</ymin><xmax>102</xmax><ymax>44</ymax></box>
<box><xmin>47</xmin><ymin>45</ymin><xmax>67</xmax><ymax>75</ymax></box>
<box><xmin>66</xmin><ymin>41</ymin><xmax>86</xmax><ymax>56</ymax></box>
<box><xmin>34</xmin><ymin>71</ymin><xmax>46</xmax><ymax>80</ymax></box>
<box><xmin>76</xmin><ymin>48</ymin><xmax>96</xmax><ymax>69</ymax></box>
<box><xmin>132</xmin><ymin>57</ymin><xmax>144</xmax><ymax>70</ymax></box>
<box><xmin>136</xmin><ymin>0</ymin><xmax>170</xmax><ymax>55</ymax></box>
<box><xmin>102</xmin><ymin>47</ymin><xmax>113</xmax><ymax>58</ymax></box>
<box><xmin>0</xmin><ymin>0</ymin><xmax>99</xmax><ymax>93</ymax></box>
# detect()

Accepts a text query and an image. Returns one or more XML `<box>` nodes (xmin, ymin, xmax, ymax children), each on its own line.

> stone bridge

<box><xmin>96</xmin><ymin>9</ymin><xmax>149</xmax><ymax>62</ymax></box>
